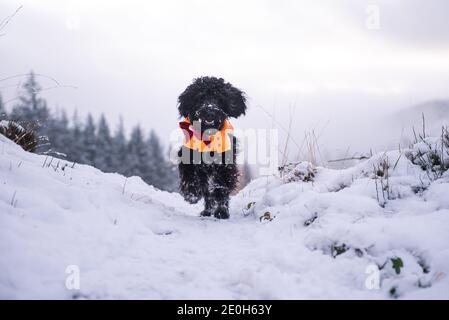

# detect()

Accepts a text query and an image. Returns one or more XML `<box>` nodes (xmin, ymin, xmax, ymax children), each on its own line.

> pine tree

<box><xmin>95</xmin><ymin>114</ymin><xmax>114</xmax><ymax>172</ymax></box>
<box><xmin>126</xmin><ymin>124</ymin><xmax>150</xmax><ymax>178</ymax></box>
<box><xmin>80</xmin><ymin>113</ymin><xmax>97</xmax><ymax>165</ymax></box>
<box><xmin>9</xmin><ymin>72</ymin><xmax>51</xmax><ymax>152</ymax></box>
<box><xmin>0</xmin><ymin>93</ymin><xmax>7</xmax><ymax>120</ymax></box>
<box><xmin>46</xmin><ymin>109</ymin><xmax>70</xmax><ymax>157</ymax></box>
<box><xmin>10</xmin><ymin>71</ymin><xmax>50</xmax><ymax>130</ymax></box>
<box><xmin>111</xmin><ymin>116</ymin><xmax>128</xmax><ymax>173</ymax></box>
<box><xmin>164</xmin><ymin>144</ymin><xmax>180</xmax><ymax>192</ymax></box>
<box><xmin>145</xmin><ymin>130</ymin><xmax>169</xmax><ymax>189</ymax></box>
<box><xmin>67</xmin><ymin>110</ymin><xmax>84</xmax><ymax>163</ymax></box>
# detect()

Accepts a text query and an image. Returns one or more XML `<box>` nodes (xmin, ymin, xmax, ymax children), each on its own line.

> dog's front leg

<box><xmin>210</xmin><ymin>186</ymin><xmax>230</xmax><ymax>219</ymax></box>
<box><xmin>178</xmin><ymin>162</ymin><xmax>203</xmax><ymax>204</ymax></box>
<box><xmin>210</xmin><ymin>164</ymin><xmax>239</xmax><ymax>219</ymax></box>
<box><xmin>200</xmin><ymin>188</ymin><xmax>213</xmax><ymax>217</ymax></box>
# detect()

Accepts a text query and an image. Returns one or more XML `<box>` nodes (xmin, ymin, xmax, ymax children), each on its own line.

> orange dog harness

<box><xmin>179</xmin><ymin>117</ymin><xmax>234</xmax><ymax>153</ymax></box>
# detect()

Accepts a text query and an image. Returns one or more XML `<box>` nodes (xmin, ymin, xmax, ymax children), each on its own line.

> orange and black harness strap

<box><xmin>179</xmin><ymin>117</ymin><xmax>233</xmax><ymax>153</ymax></box>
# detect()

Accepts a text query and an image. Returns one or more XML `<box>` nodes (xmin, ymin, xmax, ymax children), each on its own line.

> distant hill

<box><xmin>393</xmin><ymin>100</ymin><xmax>449</xmax><ymax>135</ymax></box>
<box><xmin>325</xmin><ymin>100</ymin><xmax>449</xmax><ymax>166</ymax></box>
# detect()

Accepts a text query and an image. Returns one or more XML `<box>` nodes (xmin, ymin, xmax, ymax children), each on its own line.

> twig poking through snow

<box><xmin>42</xmin><ymin>156</ymin><xmax>48</xmax><ymax>168</ymax></box>
<box><xmin>10</xmin><ymin>190</ymin><xmax>17</xmax><ymax>207</ymax></box>
<box><xmin>122</xmin><ymin>178</ymin><xmax>127</xmax><ymax>195</ymax></box>
<box><xmin>328</xmin><ymin>155</ymin><xmax>369</xmax><ymax>163</ymax></box>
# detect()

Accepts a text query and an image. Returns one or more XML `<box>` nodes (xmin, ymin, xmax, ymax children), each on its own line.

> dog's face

<box><xmin>191</xmin><ymin>103</ymin><xmax>227</xmax><ymax>131</ymax></box>
<box><xmin>178</xmin><ymin>77</ymin><xmax>247</xmax><ymax>131</ymax></box>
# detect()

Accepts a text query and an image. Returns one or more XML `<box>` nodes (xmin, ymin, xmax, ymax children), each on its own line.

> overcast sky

<box><xmin>1</xmin><ymin>0</ymin><xmax>449</xmax><ymax>159</ymax></box>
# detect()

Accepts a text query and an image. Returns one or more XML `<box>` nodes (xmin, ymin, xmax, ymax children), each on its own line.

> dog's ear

<box><xmin>224</xmin><ymin>84</ymin><xmax>247</xmax><ymax>118</ymax></box>
<box><xmin>178</xmin><ymin>80</ymin><xmax>198</xmax><ymax>118</ymax></box>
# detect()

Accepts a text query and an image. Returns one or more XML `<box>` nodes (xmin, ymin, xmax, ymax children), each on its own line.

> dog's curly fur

<box><xmin>177</xmin><ymin>77</ymin><xmax>247</xmax><ymax>219</ymax></box>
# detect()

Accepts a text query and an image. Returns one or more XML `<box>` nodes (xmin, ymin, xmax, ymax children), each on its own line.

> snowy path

<box><xmin>1</xmin><ymin>134</ymin><xmax>449</xmax><ymax>299</ymax></box>
<box><xmin>63</xmin><ymin>198</ymin><xmax>375</xmax><ymax>300</ymax></box>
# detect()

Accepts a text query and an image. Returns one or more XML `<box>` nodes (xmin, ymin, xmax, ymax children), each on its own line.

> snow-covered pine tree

<box><xmin>145</xmin><ymin>130</ymin><xmax>170</xmax><ymax>190</ymax></box>
<box><xmin>9</xmin><ymin>72</ymin><xmax>50</xmax><ymax>152</ymax></box>
<box><xmin>46</xmin><ymin>109</ymin><xmax>70</xmax><ymax>157</ymax></box>
<box><xmin>10</xmin><ymin>71</ymin><xmax>50</xmax><ymax>131</ymax></box>
<box><xmin>126</xmin><ymin>124</ymin><xmax>150</xmax><ymax>179</ymax></box>
<box><xmin>66</xmin><ymin>110</ymin><xmax>84</xmax><ymax>163</ymax></box>
<box><xmin>0</xmin><ymin>93</ymin><xmax>7</xmax><ymax>120</ymax></box>
<box><xmin>164</xmin><ymin>144</ymin><xmax>180</xmax><ymax>192</ymax></box>
<box><xmin>95</xmin><ymin>114</ymin><xmax>114</xmax><ymax>172</ymax></box>
<box><xmin>111</xmin><ymin>116</ymin><xmax>128</xmax><ymax>173</ymax></box>
<box><xmin>80</xmin><ymin>113</ymin><xmax>97</xmax><ymax>166</ymax></box>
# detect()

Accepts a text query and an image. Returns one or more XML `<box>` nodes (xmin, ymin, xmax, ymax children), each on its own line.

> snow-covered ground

<box><xmin>1</xmin><ymin>133</ymin><xmax>449</xmax><ymax>299</ymax></box>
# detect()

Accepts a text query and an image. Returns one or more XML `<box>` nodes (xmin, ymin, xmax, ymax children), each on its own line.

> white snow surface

<box><xmin>1</xmin><ymin>134</ymin><xmax>449</xmax><ymax>299</ymax></box>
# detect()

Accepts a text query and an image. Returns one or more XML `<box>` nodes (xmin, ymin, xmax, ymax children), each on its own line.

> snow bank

<box><xmin>232</xmin><ymin>145</ymin><xmax>449</xmax><ymax>299</ymax></box>
<box><xmin>1</xmin><ymin>133</ymin><xmax>449</xmax><ymax>299</ymax></box>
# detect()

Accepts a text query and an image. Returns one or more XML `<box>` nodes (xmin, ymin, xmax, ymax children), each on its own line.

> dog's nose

<box><xmin>204</xmin><ymin>112</ymin><xmax>213</xmax><ymax>120</ymax></box>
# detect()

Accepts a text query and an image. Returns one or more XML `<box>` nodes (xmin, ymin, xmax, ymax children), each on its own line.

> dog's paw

<box><xmin>200</xmin><ymin>209</ymin><xmax>212</xmax><ymax>217</ymax></box>
<box><xmin>214</xmin><ymin>206</ymin><xmax>230</xmax><ymax>219</ymax></box>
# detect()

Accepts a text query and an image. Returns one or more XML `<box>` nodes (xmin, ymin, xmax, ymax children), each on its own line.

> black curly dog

<box><xmin>177</xmin><ymin>77</ymin><xmax>247</xmax><ymax>219</ymax></box>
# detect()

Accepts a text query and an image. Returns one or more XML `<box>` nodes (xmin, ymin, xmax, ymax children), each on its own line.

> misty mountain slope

<box><xmin>393</xmin><ymin>100</ymin><xmax>449</xmax><ymax>135</ymax></box>
<box><xmin>1</xmin><ymin>134</ymin><xmax>449</xmax><ymax>299</ymax></box>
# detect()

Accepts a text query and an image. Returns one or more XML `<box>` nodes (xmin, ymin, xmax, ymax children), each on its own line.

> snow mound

<box><xmin>1</xmin><ymin>133</ymin><xmax>449</xmax><ymax>299</ymax></box>
<box><xmin>279</xmin><ymin>161</ymin><xmax>317</xmax><ymax>183</ymax></box>
<box><xmin>232</xmin><ymin>138</ymin><xmax>449</xmax><ymax>299</ymax></box>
